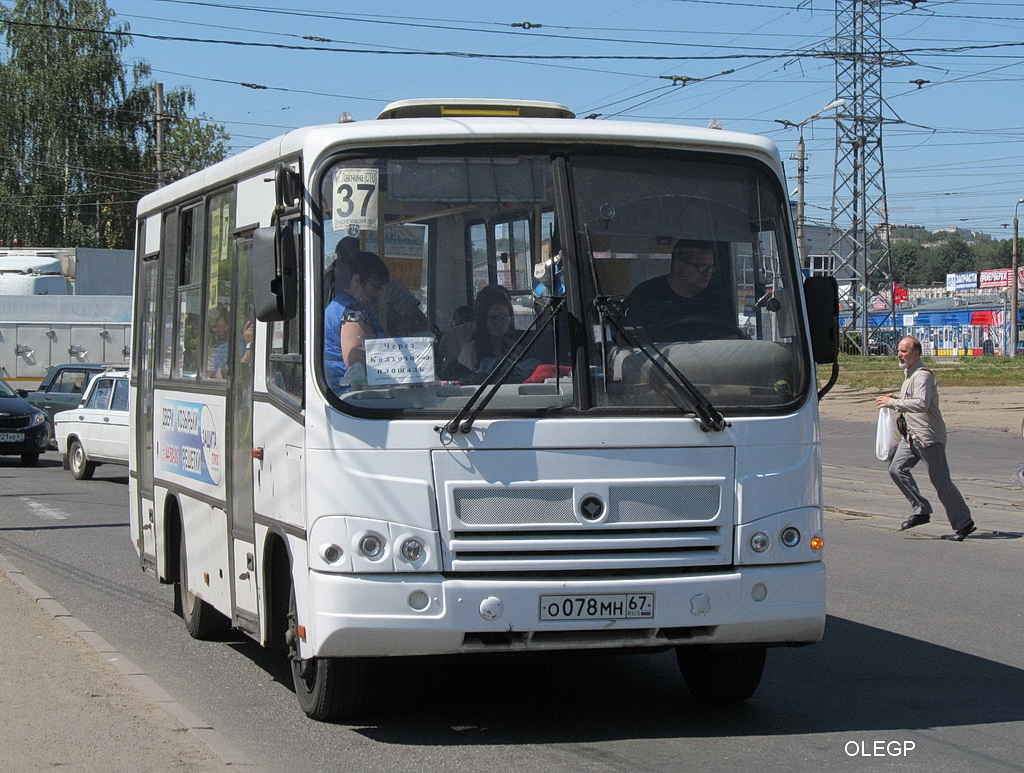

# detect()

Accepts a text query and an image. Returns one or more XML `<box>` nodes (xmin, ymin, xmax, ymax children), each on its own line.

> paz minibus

<box><xmin>129</xmin><ymin>98</ymin><xmax>839</xmax><ymax>720</ymax></box>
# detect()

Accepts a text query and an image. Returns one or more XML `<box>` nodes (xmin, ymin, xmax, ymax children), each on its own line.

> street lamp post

<box><xmin>1012</xmin><ymin>198</ymin><xmax>1024</xmax><ymax>356</ymax></box>
<box><xmin>775</xmin><ymin>99</ymin><xmax>846</xmax><ymax>267</ymax></box>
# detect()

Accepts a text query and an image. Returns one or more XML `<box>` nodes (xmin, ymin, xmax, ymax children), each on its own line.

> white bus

<box><xmin>129</xmin><ymin>98</ymin><xmax>839</xmax><ymax>720</ymax></box>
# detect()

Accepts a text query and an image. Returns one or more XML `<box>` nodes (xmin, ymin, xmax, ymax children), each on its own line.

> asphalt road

<box><xmin>0</xmin><ymin>420</ymin><xmax>1022</xmax><ymax>773</ymax></box>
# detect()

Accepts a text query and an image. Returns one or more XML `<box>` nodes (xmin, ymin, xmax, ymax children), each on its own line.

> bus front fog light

<box><xmin>750</xmin><ymin>532</ymin><xmax>770</xmax><ymax>553</ymax></box>
<box><xmin>780</xmin><ymin>527</ymin><xmax>801</xmax><ymax>547</ymax></box>
<box><xmin>359</xmin><ymin>534</ymin><xmax>384</xmax><ymax>559</ymax></box>
<box><xmin>401</xmin><ymin>538</ymin><xmax>424</xmax><ymax>562</ymax></box>
<box><xmin>408</xmin><ymin>590</ymin><xmax>430</xmax><ymax>611</ymax></box>
<box><xmin>319</xmin><ymin>543</ymin><xmax>344</xmax><ymax>563</ymax></box>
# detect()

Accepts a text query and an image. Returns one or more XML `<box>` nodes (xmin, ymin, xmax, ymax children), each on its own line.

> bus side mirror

<box><xmin>804</xmin><ymin>275</ymin><xmax>839</xmax><ymax>365</ymax></box>
<box><xmin>253</xmin><ymin>221</ymin><xmax>298</xmax><ymax>322</ymax></box>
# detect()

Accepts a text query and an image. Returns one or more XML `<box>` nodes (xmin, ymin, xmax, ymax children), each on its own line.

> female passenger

<box><xmin>324</xmin><ymin>249</ymin><xmax>389</xmax><ymax>392</ymax></box>
<box><xmin>458</xmin><ymin>284</ymin><xmax>518</xmax><ymax>372</ymax></box>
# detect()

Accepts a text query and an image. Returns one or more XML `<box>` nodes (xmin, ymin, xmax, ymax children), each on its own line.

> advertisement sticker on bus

<box><xmin>157</xmin><ymin>397</ymin><xmax>223</xmax><ymax>486</ymax></box>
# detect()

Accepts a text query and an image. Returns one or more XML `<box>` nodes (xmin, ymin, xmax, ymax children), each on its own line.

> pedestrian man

<box><xmin>875</xmin><ymin>336</ymin><xmax>977</xmax><ymax>541</ymax></box>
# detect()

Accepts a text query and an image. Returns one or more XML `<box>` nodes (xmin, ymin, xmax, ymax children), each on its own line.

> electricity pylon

<box><xmin>828</xmin><ymin>0</ymin><xmax>911</xmax><ymax>353</ymax></box>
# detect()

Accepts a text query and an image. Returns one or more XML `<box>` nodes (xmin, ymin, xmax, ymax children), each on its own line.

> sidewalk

<box><xmin>0</xmin><ymin>555</ymin><xmax>257</xmax><ymax>771</ymax></box>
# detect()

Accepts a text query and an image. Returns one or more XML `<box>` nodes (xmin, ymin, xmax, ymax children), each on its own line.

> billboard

<box><xmin>946</xmin><ymin>272</ymin><xmax>977</xmax><ymax>292</ymax></box>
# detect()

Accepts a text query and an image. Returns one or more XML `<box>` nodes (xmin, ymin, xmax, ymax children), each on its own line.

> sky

<box><xmin>99</xmin><ymin>0</ymin><xmax>1024</xmax><ymax>238</ymax></box>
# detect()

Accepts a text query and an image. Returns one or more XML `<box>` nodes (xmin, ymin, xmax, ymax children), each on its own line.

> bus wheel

<box><xmin>287</xmin><ymin>583</ymin><xmax>366</xmax><ymax>721</ymax></box>
<box><xmin>177</xmin><ymin>528</ymin><xmax>230</xmax><ymax>640</ymax></box>
<box><xmin>68</xmin><ymin>440</ymin><xmax>94</xmax><ymax>479</ymax></box>
<box><xmin>676</xmin><ymin>644</ymin><xmax>766</xmax><ymax>704</ymax></box>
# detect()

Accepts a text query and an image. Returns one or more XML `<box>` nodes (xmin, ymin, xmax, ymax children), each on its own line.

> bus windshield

<box><xmin>317</xmin><ymin>149</ymin><xmax>808</xmax><ymax>416</ymax></box>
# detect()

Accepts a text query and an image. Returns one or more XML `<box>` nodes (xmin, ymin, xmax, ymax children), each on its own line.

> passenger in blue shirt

<box><xmin>324</xmin><ymin>248</ymin><xmax>389</xmax><ymax>392</ymax></box>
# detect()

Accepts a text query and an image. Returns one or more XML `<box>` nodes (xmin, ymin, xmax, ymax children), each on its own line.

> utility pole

<box><xmin>796</xmin><ymin>129</ymin><xmax>806</xmax><ymax>263</ymax></box>
<box><xmin>1013</xmin><ymin>199</ymin><xmax>1023</xmax><ymax>356</ymax></box>
<box><xmin>775</xmin><ymin>99</ymin><xmax>845</xmax><ymax>268</ymax></box>
<box><xmin>155</xmin><ymin>83</ymin><xmax>166</xmax><ymax>189</ymax></box>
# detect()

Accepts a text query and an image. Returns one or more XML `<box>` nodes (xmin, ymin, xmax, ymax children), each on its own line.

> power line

<box><xmin>6</xmin><ymin>18</ymin><xmax>1024</xmax><ymax>62</ymax></box>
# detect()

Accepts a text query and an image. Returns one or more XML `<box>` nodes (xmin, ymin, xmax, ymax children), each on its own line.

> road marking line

<box><xmin>20</xmin><ymin>498</ymin><xmax>69</xmax><ymax>520</ymax></box>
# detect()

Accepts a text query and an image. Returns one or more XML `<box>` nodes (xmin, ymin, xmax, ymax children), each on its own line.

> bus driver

<box><xmin>626</xmin><ymin>238</ymin><xmax>740</xmax><ymax>341</ymax></box>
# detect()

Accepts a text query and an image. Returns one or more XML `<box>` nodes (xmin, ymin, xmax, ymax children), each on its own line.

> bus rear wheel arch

<box><xmin>169</xmin><ymin>505</ymin><xmax>230</xmax><ymax>639</ymax></box>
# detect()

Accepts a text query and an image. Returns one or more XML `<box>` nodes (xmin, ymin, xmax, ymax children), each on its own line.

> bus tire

<box><xmin>68</xmin><ymin>440</ymin><xmax>94</xmax><ymax>479</ymax></box>
<box><xmin>177</xmin><ymin>527</ymin><xmax>230</xmax><ymax>640</ymax></box>
<box><xmin>287</xmin><ymin>583</ymin><xmax>366</xmax><ymax>721</ymax></box>
<box><xmin>676</xmin><ymin>644</ymin><xmax>766</xmax><ymax>704</ymax></box>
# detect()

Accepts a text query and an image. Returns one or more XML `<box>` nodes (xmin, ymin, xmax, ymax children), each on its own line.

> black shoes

<box><xmin>940</xmin><ymin>522</ymin><xmax>977</xmax><ymax>542</ymax></box>
<box><xmin>899</xmin><ymin>514</ymin><xmax>931</xmax><ymax>531</ymax></box>
<box><xmin>899</xmin><ymin>514</ymin><xmax>977</xmax><ymax>540</ymax></box>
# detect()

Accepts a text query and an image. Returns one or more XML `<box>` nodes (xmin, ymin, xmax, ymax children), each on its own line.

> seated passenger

<box><xmin>329</xmin><ymin>236</ymin><xmax>429</xmax><ymax>336</ymax></box>
<box><xmin>324</xmin><ymin>249</ymin><xmax>389</xmax><ymax>392</ymax></box>
<box><xmin>436</xmin><ymin>306</ymin><xmax>475</xmax><ymax>379</ymax></box>
<box><xmin>207</xmin><ymin>305</ymin><xmax>231</xmax><ymax>379</ymax></box>
<box><xmin>458</xmin><ymin>285</ymin><xmax>518</xmax><ymax>372</ymax></box>
<box><xmin>626</xmin><ymin>238</ymin><xmax>740</xmax><ymax>341</ymax></box>
<box><xmin>383</xmin><ymin>280</ymin><xmax>430</xmax><ymax>335</ymax></box>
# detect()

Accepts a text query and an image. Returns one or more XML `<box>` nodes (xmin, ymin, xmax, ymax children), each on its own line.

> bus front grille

<box><xmin>447</xmin><ymin>526</ymin><xmax>726</xmax><ymax>571</ymax></box>
<box><xmin>444</xmin><ymin>483</ymin><xmax>730</xmax><ymax>572</ymax></box>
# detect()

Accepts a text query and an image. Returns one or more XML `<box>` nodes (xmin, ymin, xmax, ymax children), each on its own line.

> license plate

<box><xmin>0</xmin><ymin>432</ymin><xmax>25</xmax><ymax>443</ymax></box>
<box><xmin>540</xmin><ymin>593</ymin><xmax>655</xmax><ymax>621</ymax></box>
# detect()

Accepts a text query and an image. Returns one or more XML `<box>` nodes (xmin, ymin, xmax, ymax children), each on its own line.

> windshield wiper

<box><xmin>593</xmin><ymin>295</ymin><xmax>729</xmax><ymax>433</ymax></box>
<box><xmin>437</xmin><ymin>296</ymin><xmax>566</xmax><ymax>438</ymax></box>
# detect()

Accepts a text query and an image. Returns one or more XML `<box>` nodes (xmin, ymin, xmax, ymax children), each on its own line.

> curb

<box><xmin>0</xmin><ymin>553</ymin><xmax>260</xmax><ymax>770</ymax></box>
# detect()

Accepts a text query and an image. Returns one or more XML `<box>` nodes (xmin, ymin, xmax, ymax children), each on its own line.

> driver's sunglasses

<box><xmin>678</xmin><ymin>257</ymin><xmax>716</xmax><ymax>274</ymax></box>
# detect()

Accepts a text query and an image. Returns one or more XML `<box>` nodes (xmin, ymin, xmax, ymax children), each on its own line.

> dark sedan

<box><xmin>0</xmin><ymin>377</ymin><xmax>49</xmax><ymax>466</ymax></box>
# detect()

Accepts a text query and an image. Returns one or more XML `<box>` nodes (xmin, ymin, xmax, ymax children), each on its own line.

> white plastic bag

<box><xmin>875</xmin><ymin>408</ymin><xmax>900</xmax><ymax>460</ymax></box>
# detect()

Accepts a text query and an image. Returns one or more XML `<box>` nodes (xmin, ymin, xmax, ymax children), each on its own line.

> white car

<box><xmin>54</xmin><ymin>368</ymin><xmax>129</xmax><ymax>480</ymax></box>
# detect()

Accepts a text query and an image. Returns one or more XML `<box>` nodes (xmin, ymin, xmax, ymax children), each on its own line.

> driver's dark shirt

<box><xmin>626</xmin><ymin>275</ymin><xmax>732</xmax><ymax>341</ymax></box>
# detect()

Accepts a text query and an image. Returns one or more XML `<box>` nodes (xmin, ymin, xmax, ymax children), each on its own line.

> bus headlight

<box><xmin>309</xmin><ymin>518</ymin><xmax>442</xmax><ymax>572</ymax></box>
<box><xmin>319</xmin><ymin>543</ymin><xmax>344</xmax><ymax>563</ymax></box>
<box><xmin>359</xmin><ymin>533</ymin><xmax>385</xmax><ymax>559</ymax></box>
<box><xmin>401</xmin><ymin>538</ymin><xmax>424</xmax><ymax>562</ymax></box>
<box><xmin>736</xmin><ymin>508</ymin><xmax>823</xmax><ymax>564</ymax></box>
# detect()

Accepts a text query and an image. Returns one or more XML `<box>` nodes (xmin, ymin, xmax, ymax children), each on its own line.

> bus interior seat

<box><xmin>436</xmin><ymin>321</ymin><xmax>475</xmax><ymax>374</ymax></box>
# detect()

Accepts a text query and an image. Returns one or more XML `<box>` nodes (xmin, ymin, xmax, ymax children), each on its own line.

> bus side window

<box><xmin>267</xmin><ymin>228</ymin><xmax>303</xmax><ymax>404</ymax></box>
<box><xmin>173</xmin><ymin>203</ymin><xmax>204</xmax><ymax>380</ymax></box>
<box><xmin>269</xmin><ymin>318</ymin><xmax>303</xmax><ymax>402</ymax></box>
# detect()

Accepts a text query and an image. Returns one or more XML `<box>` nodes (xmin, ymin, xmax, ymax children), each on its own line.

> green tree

<box><xmin>163</xmin><ymin>110</ymin><xmax>230</xmax><ymax>182</ymax></box>
<box><xmin>890</xmin><ymin>241</ymin><xmax>922</xmax><ymax>284</ymax></box>
<box><xmin>916</xmin><ymin>235</ymin><xmax>973</xmax><ymax>284</ymax></box>
<box><xmin>0</xmin><ymin>0</ymin><xmax>229</xmax><ymax>248</ymax></box>
<box><xmin>972</xmin><ymin>238</ymin><xmax>1012</xmax><ymax>271</ymax></box>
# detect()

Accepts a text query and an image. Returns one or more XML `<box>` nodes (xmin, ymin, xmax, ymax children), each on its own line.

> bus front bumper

<box><xmin>304</xmin><ymin>562</ymin><xmax>825</xmax><ymax>658</ymax></box>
